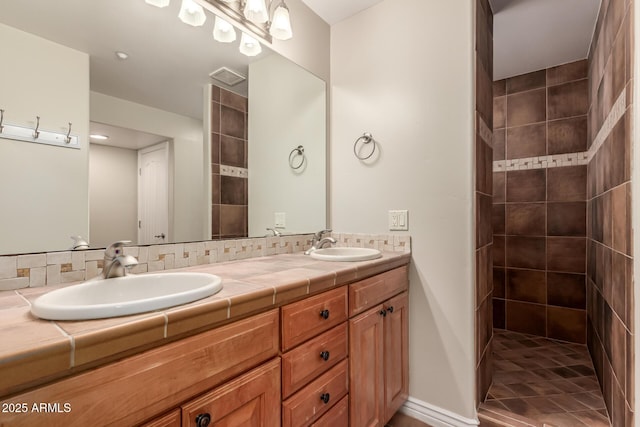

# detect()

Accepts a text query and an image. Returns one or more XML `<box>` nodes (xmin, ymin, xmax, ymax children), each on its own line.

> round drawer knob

<box><xmin>320</xmin><ymin>393</ymin><xmax>331</xmax><ymax>404</ymax></box>
<box><xmin>195</xmin><ymin>413</ymin><xmax>211</xmax><ymax>427</ymax></box>
<box><xmin>387</xmin><ymin>306</ymin><xmax>394</xmax><ymax>314</ymax></box>
<box><xmin>379</xmin><ymin>309</ymin><xmax>387</xmax><ymax>317</ymax></box>
<box><xmin>320</xmin><ymin>309</ymin><xmax>330</xmax><ymax>319</ymax></box>
<box><xmin>320</xmin><ymin>351</ymin><xmax>330</xmax><ymax>361</ymax></box>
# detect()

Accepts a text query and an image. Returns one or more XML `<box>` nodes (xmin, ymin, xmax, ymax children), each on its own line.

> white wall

<box><xmin>268</xmin><ymin>0</ymin><xmax>330</xmax><ymax>82</ymax></box>
<box><xmin>248</xmin><ymin>54</ymin><xmax>326</xmax><ymax>236</ymax></box>
<box><xmin>330</xmin><ymin>0</ymin><xmax>477</xmax><ymax>422</ymax></box>
<box><xmin>89</xmin><ymin>144</ymin><xmax>137</xmax><ymax>248</ymax></box>
<box><xmin>90</xmin><ymin>92</ymin><xmax>205</xmax><ymax>244</ymax></box>
<box><xmin>0</xmin><ymin>23</ymin><xmax>89</xmax><ymax>255</ymax></box>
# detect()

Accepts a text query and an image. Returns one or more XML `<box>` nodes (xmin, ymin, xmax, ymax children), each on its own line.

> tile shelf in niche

<box><xmin>0</xmin><ymin>115</ymin><xmax>80</xmax><ymax>149</ymax></box>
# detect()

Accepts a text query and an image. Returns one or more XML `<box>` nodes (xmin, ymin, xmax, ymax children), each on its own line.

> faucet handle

<box><xmin>105</xmin><ymin>240</ymin><xmax>132</xmax><ymax>257</ymax></box>
<box><xmin>314</xmin><ymin>229</ymin><xmax>332</xmax><ymax>239</ymax></box>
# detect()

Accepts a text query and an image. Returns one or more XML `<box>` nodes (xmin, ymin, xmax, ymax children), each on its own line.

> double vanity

<box><xmin>0</xmin><ymin>243</ymin><xmax>410</xmax><ymax>426</ymax></box>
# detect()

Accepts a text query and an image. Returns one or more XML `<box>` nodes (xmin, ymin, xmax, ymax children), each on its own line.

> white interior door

<box><xmin>138</xmin><ymin>142</ymin><xmax>169</xmax><ymax>245</ymax></box>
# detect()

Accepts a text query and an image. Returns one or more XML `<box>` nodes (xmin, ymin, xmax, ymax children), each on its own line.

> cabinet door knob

<box><xmin>320</xmin><ymin>309</ymin><xmax>330</xmax><ymax>319</ymax></box>
<box><xmin>379</xmin><ymin>309</ymin><xmax>387</xmax><ymax>317</ymax></box>
<box><xmin>320</xmin><ymin>393</ymin><xmax>331</xmax><ymax>404</ymax></box>
<box><xmin>320</xmin><ymin>350</ymin><xmax>330</xmax><ymax>361</ymax></box>
<box><xmin>387</xmin><ymin>306</ymin><xmax>394</xmax><ymax>314</ymax></box>
<box><xmin>195</xmin><ymin>413</ymin><xmax>211</xmax><ymax>427</ymax></box>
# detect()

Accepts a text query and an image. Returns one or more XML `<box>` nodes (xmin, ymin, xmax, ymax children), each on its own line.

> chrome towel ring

<box><xmin>353</xmin><ymin>132</ymin><xmax>376</xmax><ymax>160</ymax></box>
<box><xmin>289</xmin><ymin>145</ymin><xmax>305</xmax><ymax>169</ymax></box>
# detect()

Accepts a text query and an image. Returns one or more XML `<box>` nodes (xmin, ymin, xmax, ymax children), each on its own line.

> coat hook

<box><xmin>65</xmin><ymin>122</ymin><xmax>72</xmax><ymax>144</ymax></box>
<box><xmin>33</xmin><ymin>116</ymin><xmax>40</xmax><ymax>139</ymax></box>
<box><xmin>0</xmin><ymin>109</ymin><xmax>4</xmax><ymax>133</ymax></box>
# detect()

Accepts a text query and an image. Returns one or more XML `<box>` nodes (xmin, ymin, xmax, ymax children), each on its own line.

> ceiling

<box><xmin>300</xmin><ymin>0</ymin><xmax>384</xmax><ymax>25</ymax></box>
<box><xmin>489</xmin><ymin>0</ymin><xmax>601</xmax><ymax>80</ymax></box>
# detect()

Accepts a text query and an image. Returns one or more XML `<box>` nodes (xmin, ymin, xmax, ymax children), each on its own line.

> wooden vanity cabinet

<box><xmin>349</xmin><ymin>267</ymin><xmax>409</xmax><ymax>427</ymax></box>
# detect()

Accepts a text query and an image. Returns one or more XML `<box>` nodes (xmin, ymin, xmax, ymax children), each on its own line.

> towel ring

<box><xmin>353</xmin><ymin>132</ymin><xmax>376</xmax><ymax>160</ymax></box>
<box><xmin>289</xmin><ymin>145</ymin><xmax>305</xmax><ymax>169</ymax></box>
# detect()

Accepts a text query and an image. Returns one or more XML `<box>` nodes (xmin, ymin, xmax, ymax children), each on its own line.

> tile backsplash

<box><xmin>0</xmin><ymin>233</ymin><xmax>411</xmax><ymax>291</ymax></box>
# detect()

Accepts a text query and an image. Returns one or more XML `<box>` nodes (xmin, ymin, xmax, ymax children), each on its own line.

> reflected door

<box><xmin>138</xmin><ymin>142</ymin><xmax>169</xmax><ymax>245</ymax></box>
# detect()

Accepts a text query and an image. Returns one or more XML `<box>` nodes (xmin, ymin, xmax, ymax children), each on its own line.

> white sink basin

<box><xmin>310</xmin><ymin>247</ymin><xmax>382</xmax><ymax>262</ymax></box>
<box><xmin>31</xmin><ymin>272</ymin><xmax>223</xmax><ymax>320</ymax></box>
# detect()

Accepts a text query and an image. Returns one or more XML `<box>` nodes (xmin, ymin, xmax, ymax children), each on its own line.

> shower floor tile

<box><xmin>479</xmin><ymin>329</ymin><xmax>611</xmax><ymax>426</ymax></box>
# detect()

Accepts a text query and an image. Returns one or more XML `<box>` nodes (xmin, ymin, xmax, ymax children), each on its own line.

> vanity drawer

<box><xmin>349</xmin><ymin>266</ymin><xmax>408</xmax><ymax>316</ymax></box>
<box><xmin>311</xmin><ymin>395</ymin><xmax>349</xmax><ymax>427</ymax></box>
<box><xmin>281</xmin><ymin>287</ymin><xmax>348</xmax><ymax>351</ymax></box>
<box><xmin>282</xmin><ymin>359</ymin><xmax>349</xmax><ymax>427</ymax></box>
<box><xmin>282</xmin><ymin>323</ymin><xmax>348</xmax><ymax>398</ymax></box>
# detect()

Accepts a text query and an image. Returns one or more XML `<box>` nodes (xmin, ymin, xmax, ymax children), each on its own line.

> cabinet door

<box><xmin>181</xmin><ymin>358</ymin><xmax>280</xmax><ymax>427</ymax></box>
<box><xmin>349</xmin><ymin>304</ymin><xmax>385</xmax><ymax>427</ymax></box>
<box><xmin>383</xmin><ymin>292</ymin><xmax>409</xmax><ymax>423</ymax></box>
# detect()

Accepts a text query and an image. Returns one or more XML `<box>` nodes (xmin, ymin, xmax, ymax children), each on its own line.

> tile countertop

<box><xmin>0</xmin><ymin>250</ymin><xmax>410</xmax><ymax>398</ymax></box>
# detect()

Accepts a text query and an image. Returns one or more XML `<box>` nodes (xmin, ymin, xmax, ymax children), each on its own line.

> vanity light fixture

<box><xmin>269</xmin><ymin>1</ymin><xmax>292</xmax><ymax>40</ymax></box>
<box><xmin>145</xmin><ymin>0</ymin><xmax>170</xmax><ymax>7</ymax></box>
<box><xmin>243</xmin><ymin>0</ymin><xmax>269</xmax><ymax>24</ymax></box>
<box><xmin>213</xmin><ymin>16</ymin><xmax>237</xmax><ymax>42</ymax></box>
<box><xmin>239</xmin><ymin>32</ymin><xmax>262</xmax><ymax>56</ymax></box>
<box><xmin>178</xmin><ymin>0</ymin><xmax>207</xmax><ymax>26</ymax></box>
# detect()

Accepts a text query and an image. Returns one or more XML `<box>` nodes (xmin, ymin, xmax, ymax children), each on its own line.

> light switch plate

<box><xmin>274</xmin><ymin>212</ymin><xmax>286</xmax><ymax>228</ymax></box>
<box><xmin>388</xmin><ymin>210</ymin><xmax>408</xmax><ymax>231</ymax></box>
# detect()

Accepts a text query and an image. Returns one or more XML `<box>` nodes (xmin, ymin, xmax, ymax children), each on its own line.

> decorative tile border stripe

<box><xmin>220</xmin><ymin>164</ymin><xmax>248</xmax><ymax>178</ymax></box>
<box><xmin>494</xmin><ymin>152</ymin><xmax>589</xmax><ymax>171</ymax></box>
<box><xmin>331</xmin><ymin>233</ymin><xmax>410</xmax><ymax>253</ymax></box>
<box><xmin>477</xmin><ymin>115</ymin><xmax>493</xmax><ymax>147</ymax></box>
<box><xmin>0</xmin><ymin>233</ymin><xmax>410</xmax><ymax>291</ymax></box>
<box><xmin>493</xmin><ymin>90</ymin><xmax>626</xmax><ymax>172</ymax></box>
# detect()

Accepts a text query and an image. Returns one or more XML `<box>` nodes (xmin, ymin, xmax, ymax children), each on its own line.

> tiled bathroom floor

<box><xmin>479</xmin><ymin>329</ymin><xmax>611</xmax><ymax>426</ymax></box>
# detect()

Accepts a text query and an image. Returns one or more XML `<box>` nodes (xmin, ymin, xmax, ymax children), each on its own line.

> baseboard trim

<box><xmin>399</xmin><ymin>396</ymin><xmax>479</xmax><ymax>427</ymax></box>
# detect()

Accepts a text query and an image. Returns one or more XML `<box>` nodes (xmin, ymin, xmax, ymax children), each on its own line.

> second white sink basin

<box><xmin>310</xmin><ymin>247</ymin><xmax>382</xmax><ymax>262</ymax></box>
<box><xmin>31</xmin><ymin>272</ymin><xmax>223</xmax><ymax>320</ymax></box>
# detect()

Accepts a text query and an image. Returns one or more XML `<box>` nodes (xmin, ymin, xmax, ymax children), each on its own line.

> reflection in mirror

<box><xmin>0</xmin><ymin>0</ymin><xmax>326</xmax><ymax>256</ymax></box>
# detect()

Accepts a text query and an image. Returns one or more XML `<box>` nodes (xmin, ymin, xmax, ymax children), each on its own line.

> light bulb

<box><xmin>239</xmin><ymin>32</ymin><xmax>262</xmax><ymax>56</ymax></box>
<box><xmin>213</xmin><ymin>16</ymin><xmax>237</xmax><ymax>43</ymax></box>
<box><xmin>243</xmin><ymin>0</ymin><xmax>268</xmax><ymax>24</ymax></box>
<box><xmin>178</xmin><ymin>0</ymin><xmax>206</xmax><ymax>26</ymax></box>
<box><xmin>270</xmin><ymin>2</ymin><xmax>292</xmax><ymax>40</ymax></box>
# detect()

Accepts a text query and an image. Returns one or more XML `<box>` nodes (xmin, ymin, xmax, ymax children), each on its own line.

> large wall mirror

<box><xmin>0</xmin><ymin>0</ymin><xmax>326</xmax><ymax>255</ymax></box>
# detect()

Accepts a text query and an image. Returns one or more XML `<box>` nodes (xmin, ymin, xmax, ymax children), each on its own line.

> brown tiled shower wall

<box><xmin>493</xmin><ymin>59</ymin><xmax>589</xmax><ymax>344</ymax></box>
<box><xmin>211</xmin><ymin>85</ymin><xmax>248</xmax><ymax>239</ymax></box>
<box><xmin>475</xmin><ymin>0</ymin><xmax>494</xmax><ymax>405</ymax></box>
<box><xmin>586</xmin><ymin>0</ymin><xmax>634</xmax><ymax>425</ymax></box>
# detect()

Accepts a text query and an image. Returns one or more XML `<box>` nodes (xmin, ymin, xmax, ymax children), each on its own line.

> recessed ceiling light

<box><xmin>90</xmin><ymin>134</ymin><xmax>109</xmax><ymax>140</ymax></box>
<box><xmin>115</xmin><ymin>51</ymin><xmax>129</xmax><ymax>60</ymax></box>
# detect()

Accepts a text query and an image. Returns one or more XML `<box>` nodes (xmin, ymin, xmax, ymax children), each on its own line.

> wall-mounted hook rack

<box><xmin>0</xmin><ymin>109</ymin><xmax>80</xmax><ymax>149</ymax></box>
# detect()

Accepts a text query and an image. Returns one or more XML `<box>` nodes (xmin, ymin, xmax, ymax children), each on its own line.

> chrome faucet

<box><xmin>304</xmin><ymin>229</ymin><xmax>336</xmax><ymax>255</ymax></box>
<box><xmin>266</xmin><ymin>227</ymin><xmax>282</xmax><ymax>237</ymax></box>
<box><xmin>103</xmin><ymin>241</ymin><xmax>139</xmax><ymax>279</ymax></box>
